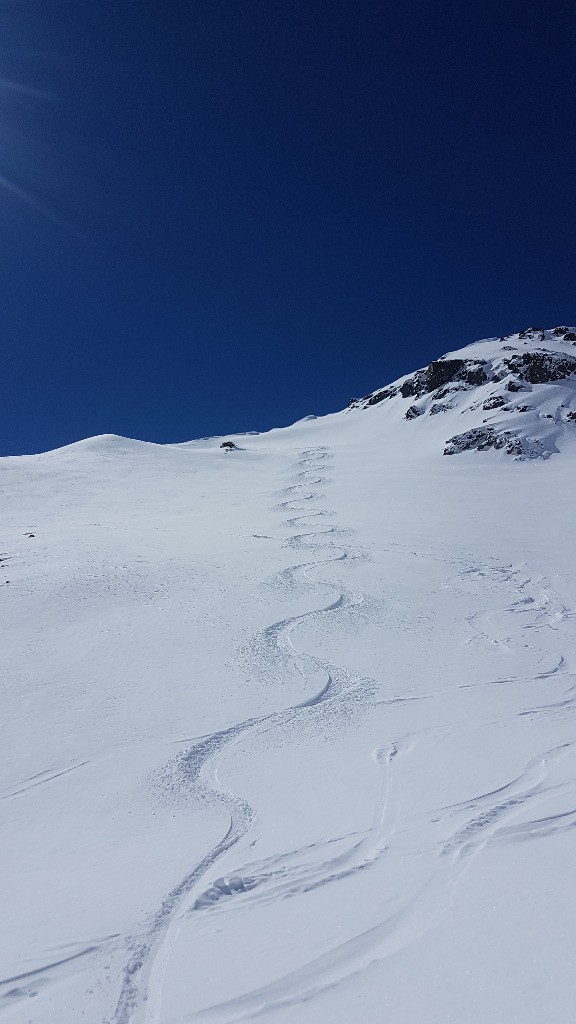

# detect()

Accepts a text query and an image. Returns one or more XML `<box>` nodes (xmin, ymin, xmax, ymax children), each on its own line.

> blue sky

<box><xmin>1</xmin><ymin>0</ymin><xmax>574</xmax><ymax>454</ymax></box>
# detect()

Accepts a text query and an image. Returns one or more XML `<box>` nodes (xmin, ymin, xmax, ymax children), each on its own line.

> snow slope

<box><xmin>2</xmin><ymin>328</ymin><xmax>576</xmax><ymax>1023</ymax></box>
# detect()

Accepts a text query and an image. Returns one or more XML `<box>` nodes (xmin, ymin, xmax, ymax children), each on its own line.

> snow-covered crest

<box><xmin>349</xmin><ymin>326</ymin><xmax>576</xmax><ymax>459</ymax></box>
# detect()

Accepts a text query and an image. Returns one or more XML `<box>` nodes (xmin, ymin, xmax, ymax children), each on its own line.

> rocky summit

<box><xmin>348</xmin><ymin>326</ymin><xmax>576</xmax><ymax>460</ymax></box>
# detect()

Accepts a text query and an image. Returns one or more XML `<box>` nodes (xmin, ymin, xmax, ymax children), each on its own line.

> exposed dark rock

<box><xmin>552</xmin><ymin>327</ymin><xmax>571</xmax><ymax>336</ymax></box>
<box><xmin>405</xmin><ymin>405</ymin><xmax>422</xmax><ymax>420</ymax></box>
<box><xmin>365</xmin><ymin>386</ymin><xmax>398</xmax><ymax>406</ymax></box>
<box><xmin>220</xmin><ymin>441</ymin><xmax>240</xmax><ymax>450</ymax></box>
<box><xmin>564</xmin><ymin>332</ymin><xmax>576</xmax><ymax>341</ymax></box>
<box><xmin>400</xmin><ymin>358</ymin><xmax>488</xmax><ymax>399</ymax></box>
<box><xmin>460</xmin><ymin>364</ymin><xmax>489</xmax><ymax>387</ymax></box>
<box><xmin>426</xmin><ymin>360</ymin><xmax>466</xmax><ymax>391</ymax></box>
<box><xmin>482</xmin><ymin>395</ymin><xmax>505</xmax><ymax>411</ymax></box>
<box><xmin>444</xmin><ymin>427</ymin><xmax>503</xmax><ymax>454</ymax></box>
<box><xmin>506</xmin><ymin>380</ymin><xmax>526</xmax><ymax>392</ymax></box>
<box><xmin>400</xmin><ymin>376</ymin><xmax>423</xmax><ymax>398</ymax></box>
<box><xmin>519</xmin><ymin>327</ymin><xmax>545</xmax><ymax>341</ymax></box>
<box><xmin>565</xmin><ymin>411</ymin><xmax>576</xmax><ymax>421</ymax></box>
<box><xmin>444</xmin><ymin>427</ymin><xmax>546</xmax><ymax>459</ymax></box>
<box><xmin>503</xmin><ymin>351</ymin><xmax>576</xmax><ymax>385</ymax></box>
<box><xmin>429</xmin><ymin>403</ymin><xmax>452</xmax><ymax>415</ymax></box>
<box><xmin>516</xmin><ymin>405</ymin><xmax>532</xmax><ymax>412</ymax></box>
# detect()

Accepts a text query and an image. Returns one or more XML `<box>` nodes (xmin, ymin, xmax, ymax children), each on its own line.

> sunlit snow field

<box><xmin>2</xmin><ymin>355</ymin><xmax>576</xmax><ymax>1022</ymax></box>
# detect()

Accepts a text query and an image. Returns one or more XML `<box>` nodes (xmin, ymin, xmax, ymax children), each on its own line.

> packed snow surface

<box><xmin>2</xmin><ymin>329</ymin><xmax>576</xmax><ymax>1023</ymax></box>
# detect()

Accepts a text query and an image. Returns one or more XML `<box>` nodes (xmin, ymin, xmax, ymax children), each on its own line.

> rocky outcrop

<box><xmin>352</xmin><ymin>327</ymin><xmax>576</xmax><ymax>460</ymax></box>
<box><xmin>429</xmin><ymin>402</ymin><xmax>453</xmax><ymax>415</ymax></box>
<box><xmin>518</xmin><ymin>327</ymin><xmax>546</xmax><ymax>341</ymax></box>
<box><xmin>482</xmin><ymin>395</ymin><xmax>505</xmax><ymax>411</ymax></box>
<box><xmin>503</xmin><ymin>351</ymin><xmax>576</xmax><ymax>385</ymax></box>
<box><xmin>444</xmin><ymin>427</ymin><xmax>548</xmax><ymax>460</ymax></box>
<box><xmin>405</xmin><ymin>405</ymin><xmax>422</xmax><ymax>420</ymax></box>
<box><xmin>365</xmin><ymin>386</ymin><xmax>399</xmax><ymax>406</ymax></box>
<box><xmin>400</xmin><ymin>359</ymin><xmax>488</xmax><ymax>399</ymax></box>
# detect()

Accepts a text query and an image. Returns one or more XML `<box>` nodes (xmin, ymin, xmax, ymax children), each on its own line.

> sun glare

<box><xmin>0</xmin><ymin>73</ymin><xmax>77</xmax><ymax>231</ymax></box>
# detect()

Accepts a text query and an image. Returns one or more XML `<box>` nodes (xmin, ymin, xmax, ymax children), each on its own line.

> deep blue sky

<box><xmin>1</xmin><ymin>0</ymin><xmax>574</xmax><ymax>454</ymax></box>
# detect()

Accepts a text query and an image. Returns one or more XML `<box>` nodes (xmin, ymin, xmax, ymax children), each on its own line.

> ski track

<box><xmin>111</xmin><ymin>447</ymin><xmax>377</xmax><ymax>1024</ymax></box>
<box><xmin>182</xmin><ymin>554</ymin><xmax>576</xmax><ymax>1019</ymax></box>
<box><xmin>1</xmin><ymin>759</ymin><xmax>91</xmax><ymax>801</ymax></box>
<box><xmin>109</xmin><ymin>447</ymin><xmax>576</xmax><ymax>1024</ymax></box>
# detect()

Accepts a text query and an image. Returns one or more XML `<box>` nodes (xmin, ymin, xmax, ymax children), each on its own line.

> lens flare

<box><xmin>0</xmin><ymin>74</ymin><xmax>80</xmax><ymax>234</ymax></box>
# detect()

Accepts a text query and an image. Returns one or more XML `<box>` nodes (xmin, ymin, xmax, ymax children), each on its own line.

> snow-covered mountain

<box><xmin>350</xmin><ymin>325</ymin><xmax>576</xmax><ymax>459</ymax></box>
<box><xmin>2</xmin><ymin>327</ymin><xmax>576</xmax><ymax>1024</ymax></box>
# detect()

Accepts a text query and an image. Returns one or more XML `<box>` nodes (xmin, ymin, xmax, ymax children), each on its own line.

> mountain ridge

<box><xmin>349</xmin><ymin>325</ymin><xmax>576</xmax><ymax>460</ymax></box>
